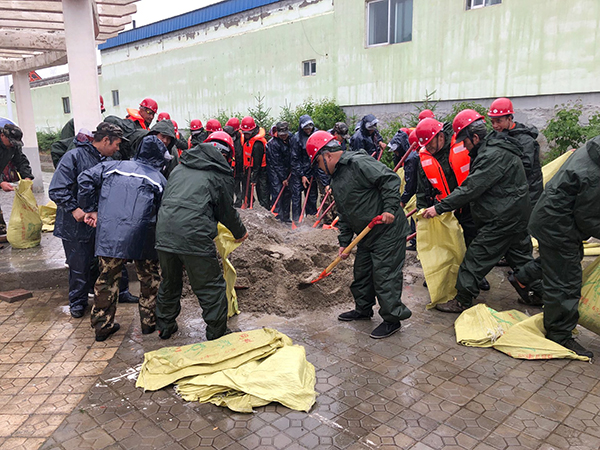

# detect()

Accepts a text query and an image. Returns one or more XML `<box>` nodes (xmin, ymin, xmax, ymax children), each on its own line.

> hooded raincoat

<box><xmin>77</xmin><ymin>135</ymin><xmax>168</xmax><ymax>260</ymax></box>
<box><xmin>507</xmin><ymin>122</ymin><xmax>543</xmax><ymax>205</ymax></box>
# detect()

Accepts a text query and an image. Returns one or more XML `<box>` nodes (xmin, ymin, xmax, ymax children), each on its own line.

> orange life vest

<box><xmin>243</xmin><ymin>127</ymin><xmax>267</xmax><ymax>169</ymax></box>
<box><xmin>125</xmin><ymin>108</ymin><xmax>147</xmax><ymax>130</ymax></box>
<box><xmin>419</xmin><ymin>136</ymin><xmax>470</xmax><ymax>201</ymax></box>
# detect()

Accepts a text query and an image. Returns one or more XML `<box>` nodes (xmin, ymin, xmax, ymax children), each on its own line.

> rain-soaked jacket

<box><xmin>331</xmin><ymin>150</ymin><xmax>409</xmax><ymax>248</ymax></box>
<box><xmin>529</xmin><ymin>136</ymin><xmax>600</xmax><ymax>245</ymax></box>
<box><xmin>266</xmin><ymin>134</ymin><xmax>291</xmax><ymax>184</ymax></box>
<box><xmin>349</xmin><ymin>114</ymin><xmax>384</xmax><ymax>158</ymax></box>
<box><xmin>0</xmin><ymin>140</ymin><xmax>33</xmax><ymax>183</ymax></box>
<box><xmin>290</xmin><ymin>115</ymin><xmax>329</xmax><ymax>186</ymax></box>
<box><xmin>155</xmin><ymin>143</ymin><xmax>246</xmax><ymax>256</ymax></box>
<box><xmin>77</xmin><ymin>136</ymin><xmax>168</xmax><ymax>260</ymax></box>
<box><xmin>434</xmin><ymin>131</ymin><xmax>530</xmax><ymax>232</ymax></box>
<box><xmin>49</xmin><ymin>140</ymin><xmax>106</xmax><ymax>242</ymax></box>
<box><xmin>389</xmin><ymin>129</ymin><xmax>410</xmax><ymax>168</ymax></box>
<box><xmin>507</xmin><ymin>122</ymin><xmax>543</xmax><ymax>205</ymax></box>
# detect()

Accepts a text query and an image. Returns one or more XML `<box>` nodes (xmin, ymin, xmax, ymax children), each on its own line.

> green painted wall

<box><xmin>21</xmin><ymin>0</ymin><xmax>600</xmax><ymax>130</ymax></box>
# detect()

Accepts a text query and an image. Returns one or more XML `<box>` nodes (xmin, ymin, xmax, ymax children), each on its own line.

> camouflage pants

<box><xmin>91</xmin><ymin>257</ymin><xmax>160</xmax><ymax>333</ymax></box>
<box><xmin>317</xmin><ymin>180</ymin><xmax>336</xmax><ymax>225</ymax></box>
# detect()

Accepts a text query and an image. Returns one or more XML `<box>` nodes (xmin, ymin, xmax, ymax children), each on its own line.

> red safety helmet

<box><xmin>418</xmin><ymin>109</ymin><xmax>435</xmax><ymax>122</ymax></box>
<box><xmin>453</xmin><ymin>109</ymin><xmax>485</xmax><ymax>134</ymax></box>
<box><xmin>204</xmin><ymin>131</ymin><xmax>234</xmax><ymax>153</ymax></box>
<box><xmin>408</xmin><ymin>130</ymin><xmax>418</xmax><ymax>146</ymax></box>
<box><xmin>157</xmin><ymin>112</ymin><xmax>171</xmax><ymax>122</ymax></box>
<box><xmin>205</xmin><ymin>119</ymin><xmax>222</xmax><ymax>132</ymax></box>
<box><xmin>190</xmin><ymin>119</ymin><xmax>203</xmax><ymax>131</ymax></box>
<box><xmin>241</xmin><ymin>116</ymin><xmax>256</xmax><ymax>132</ymax></box>
<box><xmin>171</xmin><ymin>120</ymin><xmax>178</xmax><ymax>132</ymax></box>
<box><xmin>306</xmin><ymin>130</ymin><xmax>336</xmax><ymax>165</ymax></box>
<box><xmin>226</xmin><ymin>117</ymin><xmax>240</xmax><ymax>131</ymax></box>
<box><xmin>415</xmin><ymin>118</ymin><xmax>444</xmax><ymax>147</ymax></box>
<box><xmin>139</xmin><ymin>98</ymin><xmax>158</xmax><ymax>113</ymax></box>
<box><xmin>99</xmin><ymin>95</ymin><xmax>105</xmax><ymax>112</ymax></box>
<box><xmin>400</xmin><ymin>127</ymin><xmax>410</xmax><ymax>135</ymax></box>
<box><xmin>488</xmin><ymin>98</ymin><xmax>514</xmax><ymax>117</ymax></box>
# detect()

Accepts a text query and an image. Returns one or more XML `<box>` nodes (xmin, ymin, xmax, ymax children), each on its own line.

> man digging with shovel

<box><xmin>305</xmin><ymin>131</ymin><xmax>412</xmax><ymax>339</ymax></box>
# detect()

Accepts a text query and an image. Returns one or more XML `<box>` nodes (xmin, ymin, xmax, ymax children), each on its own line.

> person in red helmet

<box><xmin>415</xmin><ymin>117</ymin><xmax>483</xmax><ymax>273</ymax></box>
<box><xmin>170</xmin><ymin>120</ymin><xmax>188</xmax><ymax>156</ymax></box>
<box><xmin>418</xmin><ymin>109</ymin><xmax>435</xmax><ymax>122</ymax></box>
<box><xmin>157</xmin><ymin>112</ymin><xmax>170</xmax><ymax>122</ymax></box>
<box><xmin>206</xmin><ymin>119</ymin><xmax>222</xmax><ymax>133</ymax></box>
<box><xmin>188</xmin><ymin>119</ymin><xmax>209</xmax><ymax>148</ymax></box>
<box><xmin>126</xmin><ymin>98</ymin><xmax>158</xmax><ymax>130</ymax></box>
<box><xmin>241</xmin><ymin>116</ymin><xmax>269</xmax><ymax>209</ymax></box>
<box><xmin>306</xmin><ymin>131</ymin><xmax>412</xmax><ymax>339</ymax></box>
<box><xmin>422</xmin><ymin>110</ymin><xmax>541</xmax><ymax>313</ymax></box>
<box><xmin>488</xmin><ymin>97</ymin><xmax>543</xmax><ymax>205</ymax></box>
<box><xmin>224</xmin><ymin>118</ymin><xmax>244</xmax><ymax>207</ymax></box>
<box><xmin>155</xmin><ymin>128</ymin><xmax>247</xmax><ymax>341</ymax></box>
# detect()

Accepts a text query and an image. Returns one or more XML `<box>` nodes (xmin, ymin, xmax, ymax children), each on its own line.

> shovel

<box><xmin>270</xmin><ymin>175</ymin><xmax>290</xmax><ymax>216</ymax></box>
<box><xmin>292</xmin><ymin>176</ymin><xmax>314</xmax><ymax>230</ymax></box>
<box><xmin>298</xmin><ymin>215</ymin><xmax>384</xmax><ymax>289</ymax></box>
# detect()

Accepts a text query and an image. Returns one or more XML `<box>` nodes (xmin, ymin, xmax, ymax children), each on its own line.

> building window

<box><xmin>62</xmin><ymin>97</ymin><xmax>70</xmax><ymax>114</ymax></box>
<box><xmin>303</xmin><ymin>60</ymin><xmax>316</xmax><ymax>76</ymax></box>
<box><xmin>466</xmin><ymin>0</ymin><xmax>501</xmax><ymax>10</ymax></box>
<box><xmin>112</xmin><ymin>90</ymin><xmax>119</xmax><ymax>106</ymax></box>
<box><xmin>367</xmin><ymin>0</ymin><xmax>413</xmax><ymax>47</ymax></box>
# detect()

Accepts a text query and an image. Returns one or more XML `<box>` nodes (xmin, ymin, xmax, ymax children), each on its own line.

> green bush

<box><xmin>542</xmin><ymin>103</ymin><xmax>587</xmax><ymax>157</ymax></box>
<box><xmin>37</xmin><ymin>130</ymin><xmax>60</xmax><ymax>153</ymax></box>
<box><xmin>278</xmin><ymin>97</ymin><xmax>346</xmax><ymax>133</ymax></box>
<box><xmin>441</xmin><ymin>101</ymin><xmax>490</xmax><ymax>128</ymax></box>
<box><xmin>247</xmin><ymin>93</ymin><xmax>274</xmax><ymax>132</ymax></box>
<box><xmin>406</xmin><ymin>90</ymin><xmax>440</xmax><ymax>127</ymax></box>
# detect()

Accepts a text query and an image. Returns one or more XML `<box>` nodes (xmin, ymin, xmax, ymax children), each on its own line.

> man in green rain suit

<box><xmin>305</xmin><ymin>130</ymin><xmax>412</xmax><ymax>339</ymax></box>
<box><xmin>512</xmin><ymin>136</ymin><xmax>600</xmax><ymax>358</ymax></box>
<box><xmin>422</xmin><ymin>110</ymin><xmax>541</xmax><ymax>313</ymax></box>
<box><xmin>155</xmin><ymin>132</ymin><xmax>248</xmax><ymax>340</ymax></box>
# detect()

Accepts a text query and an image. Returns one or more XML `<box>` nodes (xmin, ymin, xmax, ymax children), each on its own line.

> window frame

<box><xmin>466</xmin><ymin>0</ymin><xmax>502</xmax><ymax>10</ymax></box>
<box><xmin>302</xmin><ymin>59</ymin><xmax>316</xmax><ymax>77</ymax></box>
<box><xmin>62</xmin><ymin>96</ymin><xmax>71</xmax><ymax>114</ymax></box>
<box><xmin>366</xmin><ymin>0</ymin><xmax>413</xmax><ymax>48</ymax></box>
<box><xmin>111</xmin><ymin>89</ymin><xmax>120</xmax><ymax>107</ymax></box>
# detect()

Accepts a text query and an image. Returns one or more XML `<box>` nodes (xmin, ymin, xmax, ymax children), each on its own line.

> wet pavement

<box><xmin>2</xmin><ymin>169</ymin><xmax>600</xmax><ymax>449</ymax></box>
<box><xmin>1</xmin><ymin>265</ymin><xmax>599</xmax><ymax>450</ymax></box>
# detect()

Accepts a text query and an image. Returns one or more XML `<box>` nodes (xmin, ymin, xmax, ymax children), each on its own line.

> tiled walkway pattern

<box><xmin>1</xmin><ymin>268</ymin><xmax>600</xmax><ymax>450</ymax></box>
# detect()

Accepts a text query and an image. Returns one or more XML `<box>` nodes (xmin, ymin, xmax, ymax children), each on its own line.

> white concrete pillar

<box><xmin>4</xmin><ymin>75</ymin><xmax>14</xmax><ymax>121</ymax></box>
<box><xmin>12</xmin><ymin>70</ymin><xmax>43</xmax><ymax>192</ymax></box>
<box><xmin>62</xmin><ymin>0</ymin><xmax>102</xmax><ymax>132</ymax></box>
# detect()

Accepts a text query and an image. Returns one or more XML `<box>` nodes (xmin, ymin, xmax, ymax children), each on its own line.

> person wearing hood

<box><xmin>488</xmin><ymin>98</ymin><xmax>543</xmax><ymax>205</ymax></box>
<box><xmin>266</xmin><ymin>122</ymin><xmax>292</xmax><ymax>222</ymax></box>
<box><xmin>508</xmin><ymin>136</ymin><xmax>600</xmax><ymax>358</ymax></box>
<box><xmin>77</xmin><ymin>135</ymin><xmax>169</xmax><ymax>341</ymax></box>
<box><xmin>350</xmin><ymin>114</ymin><xmax>386</xmax><ymax>159</ymax></box>
<box><xmin>388</xmin><ymin>128</ymin><xmax>410</xmax><ymax>168</ymax></box>
<box><xmin>290</xmin><ymin>115</ymin><xmax>321</xmax><ymax>221</ymax></box>
<box><xmin>224</xmin><ymin>118</ymin><xmax>245</xmax><ymax>207</ymax></box>
<box><xmin>422</xmin><ymin>110</ymin><xmax>541</xmax><ymax>313</ymax></box>
<box><xmin>241</xmin><ymin>116</ymin><xmax>269</xmax><ymax>209</ymax></box>
<box><xmin>49</xmin><ymin>123</ymin><xmax>123</xmax><ymax>318</ymax></box>
<box><xmin>154</xmin><ymin>135</ymin><xmax>248</xmax><ymax>341</ymax></box>
<box><xmin>145</xmin><ymin>119</ymin><xmax>179</xmax><ymax>178</ymax></box>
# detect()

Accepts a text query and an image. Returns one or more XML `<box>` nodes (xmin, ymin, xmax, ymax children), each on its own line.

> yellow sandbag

<box><xmin>176</xmin><ymin>345</ymin><xmax>316</xmax><ymax>413</ymax></box>
<box><xmin>454</xmin><ymin>304</ymin><xmax>529</xmax><ymax>347</ymax></box>
<box><xmin>39</xmin><ymin>200</ymin><xmax>57</xmax><ymax>232</ymax></box>
<box><xmin>542</xmin><ymin>149</ymin><xmax>574</xmax><ymax>186</ymax></box>
<box><xmin>578</xmin><ymin>255</ymin><xmax>600</xmax><ymax>336</ymax></box>
<box><xmin>137</xmin><ymin>328</ymin><xmax>292</xmax><ymax>391</ymax></box>
<box><xmin>395</xmin><ymin>166</ymin><xmax>417</xmax><ymax>216</ymax></box>
<box><xmin>532</xmin><ymin>237</ymin><xmax>600</xmax><ymax>256</ymax></box>
<box><xmin>7</xmin><ymin>178</ymin><xmax>42</xmax><ymax>248</ymax></box>
<box><xmin>214</xmin><ymin>223</ymin><xmax>242</xmax><ymax>317</ymax></box>
<box><xmin>416</xmin><ymin>210</ymin><xmax>466</xmax><ymax>309</ymax></box>
<box><xmin>493</xmin><ymin>314</ymin><xmax>589</xmax><ymax>361</ymax></box>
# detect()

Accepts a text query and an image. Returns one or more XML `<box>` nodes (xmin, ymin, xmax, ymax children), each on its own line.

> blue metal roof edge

<box><xmin>99</xmin><ymin>0</ymin><xmax>282</xmax><ymax>50</ymax></box>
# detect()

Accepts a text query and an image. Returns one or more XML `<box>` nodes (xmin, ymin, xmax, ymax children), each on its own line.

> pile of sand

<box><xmin>182</xmin><ymin>207</ymin><xmax>420</xmax><ymax>317</ymax></box>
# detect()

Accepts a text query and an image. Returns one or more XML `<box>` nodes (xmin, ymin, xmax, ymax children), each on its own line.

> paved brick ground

<box><xmin>1</xmin><ymin>266</ymin><xmax>599</xmax><ymax>450</ymax></box>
